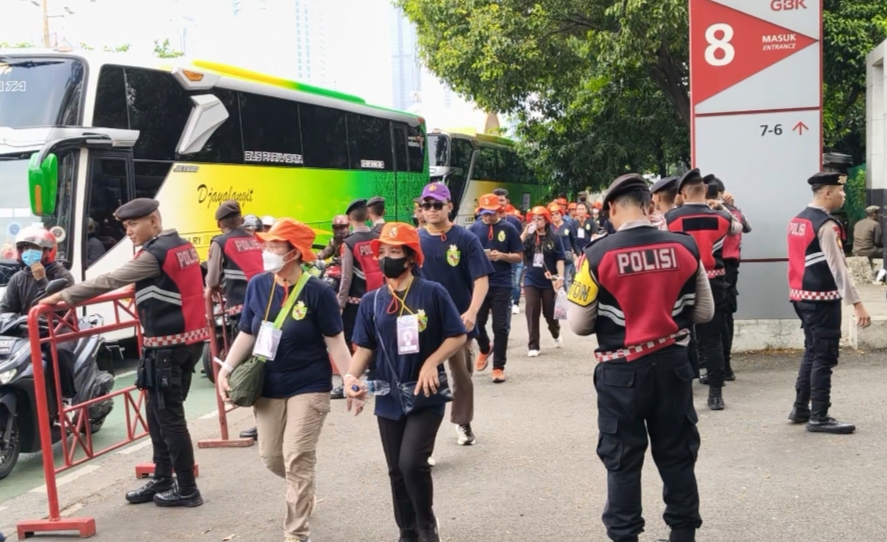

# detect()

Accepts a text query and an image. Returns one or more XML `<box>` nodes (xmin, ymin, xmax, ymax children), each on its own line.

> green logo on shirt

<box><xmin>447</xmin><ymin>244</ymin><xmax>461</xmax><ymax>266</ymax></box>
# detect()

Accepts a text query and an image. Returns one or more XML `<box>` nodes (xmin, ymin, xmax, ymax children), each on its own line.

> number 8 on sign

<box><xmin>704</xmin><ymin>23</ymin><xmax>735</xmax><ymax>66</ymax></box>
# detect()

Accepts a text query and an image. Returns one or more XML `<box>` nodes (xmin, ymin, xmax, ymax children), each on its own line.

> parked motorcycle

<box><xmin>309</xmin><ymin>258</ymin><xmax>342</xmax><ymax>293</ymax></box>
<box><xmin>0</xmin><ymin>279</ymin><xmax>115</xmax><ymax>480</ymax></box>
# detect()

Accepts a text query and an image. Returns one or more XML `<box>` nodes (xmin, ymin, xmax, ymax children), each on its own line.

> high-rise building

<box><xmin>390</xmin><ymin>7</ymin><xmax>422</xmax><ymax>111</ymax></box>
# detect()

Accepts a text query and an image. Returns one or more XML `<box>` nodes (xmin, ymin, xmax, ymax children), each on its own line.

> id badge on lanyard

<box><xmin>577</xmin><ymin>227</ymin><xmax>585</xmax><ymax>239</ymax></box>
<box><xmin>253</xmin><ymin>321</ymin><xmax>282</xmax><ymax>360</ymax></box>
<box><xmin>533</xmin><ymin>252</ymin><xmax>544</xmax><ymax>268</ymax></box>
<box><xmin>397</xmin><ymin>315</ymin><xmax>420</xmax><ymax>355</ymax></box>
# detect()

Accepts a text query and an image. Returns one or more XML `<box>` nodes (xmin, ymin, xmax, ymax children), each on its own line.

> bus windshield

<box><xmin>0</xmin><ymin>158</ymin><xmax>37</xmax><ymax>284</ymax></box>
<box><xmin>0</xmin><ymin>56</ymin><xmax>85</xmax><ymax>128</ymax></box>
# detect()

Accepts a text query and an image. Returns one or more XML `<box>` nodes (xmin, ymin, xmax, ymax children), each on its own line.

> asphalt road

<box><xmin>2</xmin><ymin>322</ymin><xmax>886</xmax><ymax>542</ymax></box>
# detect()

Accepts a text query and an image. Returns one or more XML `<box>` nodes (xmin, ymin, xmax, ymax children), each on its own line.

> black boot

<box><xmin>125</xmin><ymin>477</ymin><xmax>174</xmax><ymax>504</ymax></box>
<box><xmin>418</xmin><ymin>518</ymin><xmax>440</xmax><ymax>542</ymax></box>
<box><xmin>397</xmin><ymin>530</ymin><xmax>419</xmax><ymax>542</ymax></box>
<box><xmin>330</xmin><ymin>384</ymin><xmax>345</xmax><ymax>400</ymax></box>
<box><xmin>723</xmin><ymin>370</ymin><xmax>736</xmax><ymax>382</ymax></box>
<box><xmin>807</xmin><ymin>417</ymin><xmax>855</xmax><ymax>434</ymax></box>
<box><xmin>153</xmin><ymin>482</ymin><xmax>204</xmax><ymax>507</ymax></box>
<box><xmin>789</xmin><ymin>391</ymin><xmax>811</xmax><ymax>423</ymax></box>
<box><xmin>698</xmin><ymin>367</ymin><xmax>709</xmax><ymax>386</ymax></box>
<box><xmin>239</xmin><ymin>426</ymin><xmax>258</xmax><ymax>440</ymax></box>
<box><xmin>707</xmin><ymin>387</ymin><xmax>724</xmax><ymax>411</ymax></box>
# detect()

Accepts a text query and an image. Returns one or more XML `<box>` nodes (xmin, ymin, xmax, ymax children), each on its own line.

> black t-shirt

<box><xmin>240</xmin><ymin>273</ymin><xmax>343</xmax><ymax>398</ymax></box>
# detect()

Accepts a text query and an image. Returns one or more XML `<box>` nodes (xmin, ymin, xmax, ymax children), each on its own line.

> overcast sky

<box><xmin>1</xmin><ymin>0</ymin><xmax>395</xmax><ymax>107</ymax></box>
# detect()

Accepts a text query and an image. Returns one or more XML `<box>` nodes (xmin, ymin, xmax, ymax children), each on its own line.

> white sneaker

<box><xmin>455</xmin><ymin>424</ymin><xmax>476</xmax><ymax>445</ymax></box>
<box><xmin>512</xmin><ymin>305</ymin><xmax>520</xmax><ymax>315</ymax></box>
<box><xmin>528</xmin><ymin>349</ymin><xmax>540</xmax><ymax>357</ymax></box>
<box><xmin>555</xmin><ymin>336</ymin><xmax>563</xmax><ymax>348</ymax></box>
<box><xmin>876</xmin><ymin>269</ymin><xmax>887</xmax><ymax>283</ymax></box>
<box><xmin>428</xmin><ymin>456</ymin><xmax>436</xmax><ymax>467</ymax></box>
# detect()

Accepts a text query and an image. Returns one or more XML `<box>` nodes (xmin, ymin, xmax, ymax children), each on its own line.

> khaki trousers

<box><xmin>256</xmin><ymin>392</ymin><xmax>330</xmax><ymax>539</ymax></box>
<box><xmin>447</xmin><ymin>341</ymin><xmax>474</xmax><ymax>425</ymax></box>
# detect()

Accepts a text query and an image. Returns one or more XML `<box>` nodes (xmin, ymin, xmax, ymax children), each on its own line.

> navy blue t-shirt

<box><xmin>555</xmin><ymin>221</ymin><xmax>578</xmax><ymax>260</ymax></box>
<box><xmin>467</xmin><ymin>219</ymin><xmax>523</xmax><ymax>289</ymax></box>
<box><xmin>352</xmin><ymin>279</ymin><xmax>467</xmax><ymax>421</ymax></box>
<box><xmin>574</xmin><ymin>218</ymin><xmax>598</xmax><ymax>252</ymax></box>
<box><xmin>419</xmin><ymin>225</ymin><xmax>493</xmax><ymax>336</ymax></box>
<box><xmin>523</xmin><ymin>228</ymin><xmax>566</xmax><ymax>290</ymax></box>
<box><xmin>239</xmin><ymin>272</ymin><xmax>343</xmax><ymax>399</ymax></box>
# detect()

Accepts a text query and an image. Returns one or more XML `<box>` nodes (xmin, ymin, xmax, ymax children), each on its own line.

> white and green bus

<box><xmin>0</xmin><ymin>48</ymin><xmax>430</xmax><ymax>336</ymax></box>
<box><xmin>427</xmin><ymin>129</ymin><xmax>544</xmax><ymax>225</ymax></box>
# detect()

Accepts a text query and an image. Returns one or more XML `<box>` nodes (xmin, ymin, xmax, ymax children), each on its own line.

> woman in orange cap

<box><xmin>520</xmin><ymin>206</ymin><xmax>566</xmax><ymax>357</ymax></box>
<box><xmin>218</xmin><ymin>218</ymin><xmax>352</xmax><ymax>542</ymax></box>
<box><xmin>345</xmin><ymin>222</ymin><xmax>468</xmax><ymax>542</ymax></box>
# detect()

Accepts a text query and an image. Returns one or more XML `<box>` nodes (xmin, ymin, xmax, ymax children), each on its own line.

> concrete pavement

<box><xmin>2</xmin><ymin>319</ymin><xmax>887</xmax><ymax>541</ymax></box>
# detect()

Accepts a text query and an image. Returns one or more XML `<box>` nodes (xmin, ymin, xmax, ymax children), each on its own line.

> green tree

<box><xmin>153</xmin><ymin>38</ymin><xmax>183</xmax><ymax>59</ymax></box>
<box><xmin>398</xmin><ymin>0</ymin><xmax>887</xmax><ymax>191</ymax></box>
<box><xmin>0</xmin><ymin>41</ymin><xmax>34</xmax><ymax>48</ymax></box>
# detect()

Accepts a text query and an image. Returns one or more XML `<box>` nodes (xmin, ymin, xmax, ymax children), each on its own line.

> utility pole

<box><xmin>42</xmin><ymin>0</ymin><xmax>51</xmax><ymax>47</ymax></box>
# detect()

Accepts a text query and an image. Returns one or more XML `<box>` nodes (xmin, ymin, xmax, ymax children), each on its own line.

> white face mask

<box><xmin>263</xmin><ymin>250</ymin><xmax>288</xmax><ymax>273</ymax></box>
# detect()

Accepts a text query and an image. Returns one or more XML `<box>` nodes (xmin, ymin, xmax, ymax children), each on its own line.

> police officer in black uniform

<box><xmin>41</xmin><ymin>198</ymin><xmax>208</xmax><ymax>507</ymax></box>
<box><xmin>567</xmin><ymin>174</ymin><xmax>715</xmax><ymax>542</ymax></box>
<box><xmin>666</xmin><ymin>169</ymin><xmax>742</xmax><ymax>410</ymax></box>
<box><xmin>787</xmin><ymin>172</ymin><xmax>870</xmax><ymax>434</ymax></box>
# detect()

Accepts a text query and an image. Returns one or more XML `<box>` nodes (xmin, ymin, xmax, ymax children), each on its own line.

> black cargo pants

<box><xmin>594</xmin><ymin>346</ymin><xmax>702</xmax><ymax>542</ymax></box>
<box><xmin>723</xmin><ymin>260</ymin><xmax>740</xmax><ymax>373</ymax></box>
<box><xmin>694</xmin><ymin>279</ymin><xmax>728</xmax><ymax>389</ymax></box>
<box><xmin>141</xmin><ymin>343</ymin><xmax>201</xmax><ymax>491</ymax></box>
<box><xmin>793</xmin><ymin>300</ymin><xmax>841</xmax><ymax>417</ymax></box>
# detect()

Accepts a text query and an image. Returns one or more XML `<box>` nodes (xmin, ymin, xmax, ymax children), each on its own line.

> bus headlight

<box><xmin>0</xmin><ymin>368</ymin><xmax>15</xmax><ymax>384</ymax></box>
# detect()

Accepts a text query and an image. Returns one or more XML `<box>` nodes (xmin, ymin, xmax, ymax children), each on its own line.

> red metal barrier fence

<box><xmin>17</xmin><ymin>290</ymin><xmax>145</xmax><ymax>538</ymax></box>
<box><xmin>197</xmin><ymin>293</ymin><xmax>253</xmax><ymax>449</ymax></box>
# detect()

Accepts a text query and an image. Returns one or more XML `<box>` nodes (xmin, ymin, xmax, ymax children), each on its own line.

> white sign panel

<box><xmin>690</xmin><ymin>0</ymin><xmax>822</xmax><ymax>318</ymax></box>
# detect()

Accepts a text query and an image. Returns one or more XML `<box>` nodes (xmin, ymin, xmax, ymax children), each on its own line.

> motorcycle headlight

<box><xmin>0</xmin><ymin>368</ymin><xmax>15</xmax><ymax>384</ymax></box>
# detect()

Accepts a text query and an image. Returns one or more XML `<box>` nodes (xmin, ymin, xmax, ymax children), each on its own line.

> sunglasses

<box><xmin>421</xmin><ymin>201</ymin><xmax>446</xmax><ymax>210</ymax></box>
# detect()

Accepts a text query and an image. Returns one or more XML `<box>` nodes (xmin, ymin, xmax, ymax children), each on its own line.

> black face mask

<box><xmin>379</xmin><ymin>256</ymin><xmax>409</xmax><ymax>279</ymax></box>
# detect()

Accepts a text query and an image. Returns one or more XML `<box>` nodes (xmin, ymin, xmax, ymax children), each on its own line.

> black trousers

<box><xmin>476</xmin><ymin>286</ymin><xmax>512</xmax><ymax>369</ymax></box>
<box><xmin>524</xmin><ymin>286</ymin><xmax>560</xmax><ymax>350</ymax></box>
<box><xmin>723</xmin><ymin>261</ymin><xmax>740</xmax><ymax>373</ymax></box>
<box><xmin>146</xmin><ymin>344</ymin><xmax>201</xmax><ymax>491</ymax></box>
<box><xmin>595</xmin><ymin>346</ymin><xmax>702</xmax><ymax>542</ymax></box>
<box><xmin>694</xmin><ymin>282</ymin><xmax>727</xmax><ymax>389</ymax></box>
<box><xmin>378</xmin><ymin>409</ymin><xmax>443</xmax><ymax>534</ymax></box>
<box><xmin>793</xmin><ymin>300</ymin><xmax>842</xmax><ymax>417</ymax></box>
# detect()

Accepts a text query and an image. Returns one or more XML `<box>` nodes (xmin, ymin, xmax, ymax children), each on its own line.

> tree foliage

<box><xmin>398</xmin><ymin>0</ymin><xmax>887</xmax><ymax>194</ymax></box>
<box><xmin>153</xmin><ymin>39</ymin><xmax>184</xmax><ymax>59</ymax></box>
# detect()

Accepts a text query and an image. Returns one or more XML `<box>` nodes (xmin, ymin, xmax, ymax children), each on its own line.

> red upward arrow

<box><xmin>793</xmin><ymin>121</ymin><xmax>808</xmax><ymax>135</ymax></box>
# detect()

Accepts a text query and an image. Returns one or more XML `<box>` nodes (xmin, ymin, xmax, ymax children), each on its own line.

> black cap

<box><xmin>705</xmin><ymin>175</ymin><xmax>725</xmax><ymax>193</ymax></box>
<box><xmin>492</xmin><ymin>188</ymin><xmax>508</xmax><ymax>197</ymax></box>
<box><xmin>346</xmin><ymin>198</ymin><xmax>368</xmax><ymax>215</ymax></box>
<box><xmin>651</xmin><ymin>176</ymin><xmax>678</xmax><ymax>194</ymax></box>
<box><xmin>367</xmin><ymin>196</ymin><xmax>385</xmax><ymax>207</ymax></box>
<box><xmin>808</xmin><ymin>172</ymin><xmax>847</xmax><ymax>186</ymax></box>
<box><xmin>114</xmin><ymin>198</ymin><xmax>159</xmax><ymax>221</ymax></box>
<box><xmin>678</xmin><ymin>168</ymin><xmax>704</xmax><ymax>191</ymax></box>
<box><xmin>215</xmin><ymin>200</ymin><xmax>241</xmax><ymax>220</ymax></box>
<box><xmin>602</xmin><ymin>173</ymin><xmax>649</xmax><ymax>208</ymax></box>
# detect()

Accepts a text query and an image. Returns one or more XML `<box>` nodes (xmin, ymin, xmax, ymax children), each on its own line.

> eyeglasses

<box><xmin>421</xmin><ymin>201</ymin><xmax>446</xmax><ymax>211</ymax></box>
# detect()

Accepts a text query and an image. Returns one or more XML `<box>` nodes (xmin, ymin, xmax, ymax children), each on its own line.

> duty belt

<box><xmin>789</xmin><ymin>289</ymin><xmax>841</xmax><ymax>301</ymax></box>
<box><xmin>706</xmin><ymin>268</ymin><xmax>726</xmax><ymax>279</ymax></box>
<box><xmin>347</xmin><ymin>296</ymin><xmax>362</xmax><ymax>305</ymax></box>
<box><xmin>225</xmin><ymin>304</ymin><xmax>243</xmax><ymax>315</ymax></box>
<box><xmin>595</xmin><ymin>329</ymin><xmax>690</xmax><ymax>362</ymax></box>
<box><xmin>143</xmin><ymin>328</ymin><xmax>211</xmax><ymax>348</ymax></box>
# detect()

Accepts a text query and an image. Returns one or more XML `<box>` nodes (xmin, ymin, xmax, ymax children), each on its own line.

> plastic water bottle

<box><xmin>351</xmin><ymin>380</ymin><xmax>390</xmax><ymax>397</ymax></box>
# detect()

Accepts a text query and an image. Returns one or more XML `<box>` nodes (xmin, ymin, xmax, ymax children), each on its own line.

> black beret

<box><xmin>651</xmin><ymin>176</ymin><xmax>678</xmax><ymax>194</ymax></box>
<box><xmin>215</xmin><ymin>200</ymin><xmax>241</xmax><ymax>221</ymax></box>
<box><xmin>678</xmin><ymin>168</ymin><xmax>704</xmax><ymax>191</ymax></box>
<box><xmin>114</xmin><ymin>198</ymin><xmax>159</xmax><ymax>221</ymax></box>
<box><xmin>367</xmin><ymin>196</ymin><xmax>385</xmax><ymax>206</ymax></box>
<box><xmin>346</xmin><ymin>198</ymin><xmax>368</xmax><ymax>215</ymax></box>
<box><xmin>603</xmin><ymin>173</ymin><xmax>649</xmax><ymax>208</ymax></box>
<box><xmin>492</xmin><ymin>188</ymin><xmax>509</xmax><ymax>197</ymax></box>
<box><xmin>808</xmin><ymin>172</ymin><xmax>847</xmax><ymax>186</ymax></box>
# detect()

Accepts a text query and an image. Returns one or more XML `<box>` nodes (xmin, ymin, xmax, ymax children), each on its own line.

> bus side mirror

<box><xmin>28</xmin><ymin>152</ymin><xmax>59</xmax><ymax>216</ymax></box>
